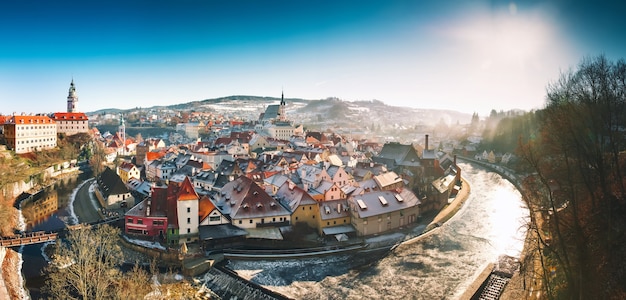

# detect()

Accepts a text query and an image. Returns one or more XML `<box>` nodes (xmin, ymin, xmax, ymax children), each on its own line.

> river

<box><xmin>17</xmin><ymin>163</ymin><xmax>527</xmax><ymax>299</ymax></box>
<box><xmin>18</xmin><ymin>173</ymin><xmax>90</xmax><ymax>298</ymax></box>
<box><xmin>223</xmin><ymin>163</ymin><xmax>529</xmax><ymax>299</ymax></box>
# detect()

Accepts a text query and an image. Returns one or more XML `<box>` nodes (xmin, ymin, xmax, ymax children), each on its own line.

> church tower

<box><xmin>119</xmin><ymin>114</ymin><xmax>126</xmax><ymax>152</ymax></box>
<box><xmin>278</xmin><ymin>90</ymin><xmax>286</xmax><ymax>122</ymax></box>
<box><xmin>67</xmin><ymin>79</ymin><xmax>78</xmax><ymax>113</ymax></box>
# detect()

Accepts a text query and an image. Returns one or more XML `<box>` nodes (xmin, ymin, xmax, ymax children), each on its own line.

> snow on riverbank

<box><xmin>87</xmin><ymin>182</ymin><xmax>101</xmax><ymax>214</ymax></box>
<box><xmin>123</xmin><ymin>236</ymin><xmax>167</xmax><ymax>251</ymax></box>
<box><xmin>67</xmin><ymin>179</ymin><xmax>93</xmax><ymax>225</ymax></box>
<box><xmin>15</xmin><ymin>252</ymin><xmax>26</xmax><ymax>300</ymax></box>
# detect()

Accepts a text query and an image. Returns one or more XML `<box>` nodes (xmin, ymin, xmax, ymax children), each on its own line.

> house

<box><xmin>326</xmin><ymin>165</ymin><xmax>354</xmax><ymax>188</ymax></box>
<box><xmin>348</xmin><ymin>189</ymin><xmax>421</xmax><ymax>236</ymax></box>
<box><xmin>166</xmin><ymin>176</ymin><xmax>200</xmax><ymax>245</ymax></box>
<box><xmin>95</xmin><ymin>167</ymin><xmax>133</xmax><ymax>208</ymax></box>
<box><xmin>135</xmin><ymin>139</ymin><xmax>166</xmax><ymax>167</ymax></box>
<box><xmin>198</xmin><ymin>195</ymin><xmax>229</xmax><ymax>226</ymax></box>
<box><xmin>267</xmin><ymin>122</ymin><xmax>295</xmax><ymax>140</ymax></box>
<box><xmin>275</xmin><ymin>181</ymin><xmax>319</xmax><ymax>229</ymax></box>
<box><xmin>373</xmin><ymin>171</ymin><xmax>403</xmax><ymax>191</ymax></box>
<box><xmin>298</xmin><ymin>164</ymin><xmax>326</xmax><ymax>192</ymax></box>
<box><xmin>214</xmin><ymin>176</ymin><xmax>291</xmax><ymax>229</ymax></box>
<box><xmin>126</xmin><ymin>178</ymin><xmax>152</xmax><ymax>198</ymax></box>
<box><xmin>156</xmin><ymin>160</ymin><xmax>177</xmax><ymax>182</ymax></box>
<box><xmin>124</xmin><ymin>185</ymin><xmax>169</xmax><ymax>241</ymax></box>
<box><xmin>249</xmin><ymin>134</ymin><xmax>271</xmax><ymax>151</ymax></box>
<box><xmin>318</xmin><ymin>199</ymin><xmax>353</xmax><ymax>237</ymax></box>
<box><xmin>117</xmin><ymin>161</ymin><xmax>140</xmax><ymax>184</ymax></box>
<box><xmin>373</xmin><ymin>141</ymin><xmax>421</xmax><ymax>171</ymax></box>
<box><xmin>193</xmin><ymin>170</ymin><xmax>219</xmax><ymax>193</ymax></box>
<box><xmin>311</xmin><ymin>180</ymin><xmax>345</xmax><ymax>202</ymax></box>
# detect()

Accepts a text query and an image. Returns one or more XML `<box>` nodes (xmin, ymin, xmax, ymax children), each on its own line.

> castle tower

<box><xmin>67</xmin><ymin>79</ymin><xmax>78</xmax><ymax>113</ymax></box>
<box><xmin>278</xmin><ymin>90</ymin><xmax>286</xmax><ymax>122</ymax></box>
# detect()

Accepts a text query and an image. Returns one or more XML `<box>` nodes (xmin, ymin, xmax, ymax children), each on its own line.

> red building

<box><xmin>124</xmin><ymin>184</ymin><xmax>169</xmax><ymax>240</ymax></box>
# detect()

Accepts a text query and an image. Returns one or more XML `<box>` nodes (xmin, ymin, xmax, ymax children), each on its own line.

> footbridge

<box><xmin>0</xmin><ymin>216</ymin><xmax>122</xmax><ymax>248</ymax></box>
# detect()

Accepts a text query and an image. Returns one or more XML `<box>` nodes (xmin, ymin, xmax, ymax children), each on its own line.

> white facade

<box><xmin>177</xmin><ymin>199</ymin><xmax>199</xmax><ymax>243</ymax></box>
<box><xmin>3</xmin><ymin>115</ymin><xmax>57</xmax><ymax>154</ymax></box>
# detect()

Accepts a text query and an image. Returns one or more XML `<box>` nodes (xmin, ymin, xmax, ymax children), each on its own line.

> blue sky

<box><xmin>1</xmin><ymin>0</ymin><xmax>625</xmax><ymax>116</ymax></box>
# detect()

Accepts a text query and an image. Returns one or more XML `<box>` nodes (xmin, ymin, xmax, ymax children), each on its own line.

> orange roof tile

<box><xmin>52</xmin><ymin>112</ymin><xmax>89</xmax><ymax>121</ymax></box>
<box><xmin>198</xmin><ymin>196</ymin><xmax>216</xmax><ymax>221</ymax></box>
<box><xmin>7</xmin><ymin>115</ymin><xmax>55</xmax><ymax>124</ymax></box>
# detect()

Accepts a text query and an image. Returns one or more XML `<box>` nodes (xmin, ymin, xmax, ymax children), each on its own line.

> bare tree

<box><xmin>518</xmin><ymin>55</ymin><xmax>626</xmax><ymax>299</ymax></box>
<box><xmin>44</xmin><ymin>224</ymin><xmax>124</xmax><ymax>300</ymax></box>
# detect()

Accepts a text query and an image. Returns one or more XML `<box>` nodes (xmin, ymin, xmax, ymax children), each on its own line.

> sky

<box><xmin>1</xmin><ymin>0</ymin><xmax>625</xmax><ymax>117</ymax></box>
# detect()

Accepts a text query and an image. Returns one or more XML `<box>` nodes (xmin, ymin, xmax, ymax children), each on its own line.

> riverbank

<box><xmin>456</xmin><ymin>157</ymin><xmax>531</xmax><ymax>300</ymax></box>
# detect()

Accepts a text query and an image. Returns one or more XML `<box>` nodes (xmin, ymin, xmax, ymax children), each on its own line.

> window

<box><xmin>127</xmin><ymin>218</ymin><xmax>133</xmax><ymax>223</ymax></box>
<box><xmin>187</xmin><ymin>217</ymin><xmax>191</xmax><ymax>224</ymax></box>
<box><xmin>187</xmin><ymin>207</ymin><xmax>191</xmax><ymax>213</ymax></box>
<box><xmin>153</xmin><ymin>220</ymin><xmax>165</xmax><ymax>226</ymax></box>
<box><xmin>239</xmin><ymin>220</ymin><xmax>242</xmax><ymax>224</ymax></box>
<box><xmin>187</xmin><ymin>228</ymin><xmax>191</xmax><ymax>234</ymax></box>
<box><xmin>137</xmin><ymin>219</ymin><xmax>143</xmax><ymax>225</ymax></box>
<box><xmin>249</xmin><ymin>220</ymin><xmax>253</xmax><ymax>224</ymax></box>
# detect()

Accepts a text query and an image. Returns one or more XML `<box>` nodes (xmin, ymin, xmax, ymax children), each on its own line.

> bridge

<box><xmin>0</xmin><ymin>216</ymin><xmax>122</xmax><ymax>248</ymax></box>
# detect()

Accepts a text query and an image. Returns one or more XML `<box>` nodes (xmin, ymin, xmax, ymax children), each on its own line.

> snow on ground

<box><xmin>67</xmin><ymin>179</ymin><xmax>93</xmax><ymax>225</ymax></box>
<box><xmin>235</xmin><ymin>269</ymin><xmax>264</xmax><ymax>281</ymax></box>
<box><xmin>16</xmin><ymin>252</ymin><xmax>26</xmax><ymax>300</ymax></box>
<box><xmin>123</xmin><ymin>236</ymin><xmax>167</xmax><ymax>251</ymax></box>
<box><xmin>365</xmin><ymin>232</ymin><xmax>405</xmax><ymax>244</ymax></box>
<box><xmin>88</xmin><ymin>181</ymin><xmax>101</xmax><ymax>214</ymax></box>
<box><xmin>40</xmin><ymin>241</ymin><xmax>56</xmax><ymax>263</ymax></box>
<box><xmin>16</xmin><ymin>209</ymin><xmax>26</xmax><ymax>233</ymax></box>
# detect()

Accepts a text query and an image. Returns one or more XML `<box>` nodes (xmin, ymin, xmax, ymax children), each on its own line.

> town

<box><xmin>0</xmin><ymin>80</ymin><xmax>520</xmax><ymax>299</ymax></box>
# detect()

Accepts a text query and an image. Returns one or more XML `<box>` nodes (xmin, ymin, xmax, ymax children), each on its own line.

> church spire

<box><xmin>278</xmin><ymin>89</ymin><xmax>287</xmax><ymax>122</ymax></box>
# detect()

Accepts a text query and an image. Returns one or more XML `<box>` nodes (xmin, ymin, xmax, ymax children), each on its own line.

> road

<box><xmin>72</xmin><ymin>178</ymin><xmax>102</xmax><ymax>224</ymax></box>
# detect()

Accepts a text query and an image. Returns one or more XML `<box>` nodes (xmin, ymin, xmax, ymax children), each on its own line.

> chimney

<box><xmin>425</xmin><ymin>134</ymin><xmax>429</xmax><ymax>150</ymax></box>
<box><xmin>454</xmin><ymin>154</ymin><xmax>457</xmax><ymax>165</ymax></box>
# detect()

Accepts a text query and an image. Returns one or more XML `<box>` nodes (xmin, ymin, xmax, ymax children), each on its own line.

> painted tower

<box><xmin>67</xmin><ymin>79</ymin><xmax>78</xmax><ymax>113</ymax></box>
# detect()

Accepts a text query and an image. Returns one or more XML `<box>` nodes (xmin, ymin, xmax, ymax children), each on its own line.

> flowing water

<box><xmin>225</xmin><ymin>163</ymin><xmax>529</xmax><ymax>299</ymax></box>
<box><xmin>18</xmin><ymin>164</ymin><xmax>527</xmax><ymax>299</ymax></box>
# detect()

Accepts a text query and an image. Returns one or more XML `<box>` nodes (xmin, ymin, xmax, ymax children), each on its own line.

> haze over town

<box><xmin>2</xmin><ymin>0</ymin><xmax>625</xmax><ymax>116</ymax></box>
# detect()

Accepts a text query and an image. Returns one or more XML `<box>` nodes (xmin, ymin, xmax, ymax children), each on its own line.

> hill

<box><xmin>87</xmin><ymin>95</ymin><xmax>472</xmax><ymax>127</ymax></box>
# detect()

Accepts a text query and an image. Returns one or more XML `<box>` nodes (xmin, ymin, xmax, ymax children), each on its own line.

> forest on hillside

<box><xmin>491</xmin><ymin>55</ymin><xmax>626</xmax><ymax>299</ymax></box>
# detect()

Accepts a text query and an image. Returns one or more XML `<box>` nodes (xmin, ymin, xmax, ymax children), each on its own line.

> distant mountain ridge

<box><xmin>88</xmin><ymin>95</ymin><xmax>473</xmax><ymax>125</ymax></box>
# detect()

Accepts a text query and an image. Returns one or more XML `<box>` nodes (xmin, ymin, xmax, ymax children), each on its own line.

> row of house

<box><xmin>110</xmin><ymin>133</ymin><xmax>461</xmax><ymax>249</ymax></box>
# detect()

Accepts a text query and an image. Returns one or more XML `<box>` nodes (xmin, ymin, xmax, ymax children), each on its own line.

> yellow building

<box><xmin>276</xmin><ymin>182</ymin><xmax>319</xmax><ymax>229</ymax></box>
<box><xmin>117</xmin><ymin>161</ymin><xmax>140</xmax><ymax>184</ymax></box>
<box><xmin>317</xmin><ymin>199</ymin><xmax>353</xmax><ymax>237</ymax></box>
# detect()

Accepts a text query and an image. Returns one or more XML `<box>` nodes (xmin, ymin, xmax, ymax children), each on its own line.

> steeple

<box><xmin>278</xmin><ymin>89</ymin><xmax>286</xmax><ymax>122</ymax></box>
<box><xmin>280</xmin><ymin>90</ymin><xmax>285</xmax><ymax>106</ymax></box>
<box><xmin>119</xmin><ymin>114</ymin><xmax>126</xmax><ymax>154</ymax></box>
<box><xmin>67</xmin><ymin>79</ymin><xmax>78</xmax><ymax>113</ymax></box>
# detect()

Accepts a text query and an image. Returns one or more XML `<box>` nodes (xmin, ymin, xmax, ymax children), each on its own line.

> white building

<box><xmin>2</xmin><ymin>115</ymin><xmax>57</xmax><ymax>154</ymax></box>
